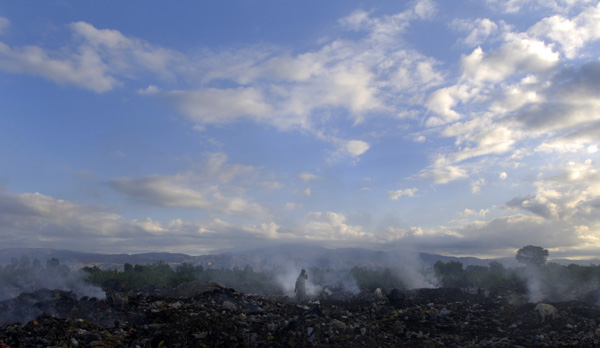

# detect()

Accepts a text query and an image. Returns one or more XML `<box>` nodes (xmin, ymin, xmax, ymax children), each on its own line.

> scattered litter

<box><xmin>1</xmin><ymin>283</ymin><xmax>599</xmax><ymax>347</ymax></box>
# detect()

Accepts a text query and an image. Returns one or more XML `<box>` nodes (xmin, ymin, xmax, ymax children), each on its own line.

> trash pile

<box><xmin>1</xmin><ymin>281</ymin><xmax>600</xmax><ymax>347</ymax></box>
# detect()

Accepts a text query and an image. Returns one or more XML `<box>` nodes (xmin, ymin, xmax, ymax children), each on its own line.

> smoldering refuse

<box><xmin>0</xmin><ymin>264</ymin><xmax>105</xmax><ymax>302</ymax></box>
<box><xmin>274</xmin><ymin>264</ymin><xmax>361</xmax><ymax>300</ymax></box>
<box><xmin>518</xmin><ymin>265</ymin><xmax>600</xmax><ymax>304</ymax></box>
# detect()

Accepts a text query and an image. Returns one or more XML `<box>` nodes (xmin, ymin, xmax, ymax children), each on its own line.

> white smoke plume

<box><xmin>519</xmin><ymin>264</ymin><xmax>600</xmax><ymax>304</ymax></box>
<box><xmin>274</xmin><ymin>262</ymin><xmax>360</xmax><ymax>300</ymax></box>
<box><xmin>384</xmin><ymin>250</ymin><xmax>438</xmax><ymax>289</ymax></box>
<box><xmin>0</xmin><ymin>261</ymin><xmax>105</xmax><ymax>301</ymax></box>
<box><xmin>396</xmin><ymin>265</ymin><xmax>439</xmax><ymax>289</ymax></box>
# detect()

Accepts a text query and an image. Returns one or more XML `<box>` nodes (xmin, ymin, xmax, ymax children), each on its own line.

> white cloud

<box><xmin>260</xmin><ymin>181</ymin><xmax>284</xmax><ymax>191</ymax></box>
<box><xmin>70</xmin><ymin>21</ymin><xmax>184</xmax><ymax>79</ymax></box>
<box><xmin>443</xmin><ymin>121</ymin><xmax>522</xmax><ymax>163</ymax></box>
<box><xmin>460</xmin><ymin>208</ymin><xmax>489</xmax><ymax>218</ymax></box>
<box><xmin>414</xmin><ymin>135</ymin><xmax>426</xmax><ymax>143</ymax></box>
<box><xmin>6</xmin><ymin>3</ymin><xmax>600</xmax><ymax>259</ymax></box>
<box><xmin>299</xmin><ymin>172</ymin><xmax>318</xmax><ymax>182</ymax></box>
<box><xmin>413</xmin><ymin>0</ymin><xmax>437</xmax><ymax>19</ymax></box>
<box><xmin>460</xmin><ymin>34</ymin><xmax>559</xmax><ymax>84</ymax></box>
<box><xmin>338</xmin><ymin>2</ymin><xmax>417</xmax><ymax>40</ymax></box>
<box><xmin>452</xmin><ymin>18</ymin><xmax>499</xmax><ymax>47</ymax></box>
<box><xmin>109</xmin><ymin>175</ymin><xmax>267</xmax><ymax>217</ymax></box>
<box><xmin>162</xmin><ymin>3</ymin><xmax>444</xmax><ymax>137</ymax></box>
<box><xmin>0</xmin><ymin>11</ymin><xmax>446</xmax><ymax>168</ymax></box>
<box><xmin>470</xmin><ymin>178</ymin><xmax>486</xmax><ymax>193</ymax></box>
<box><xmin>417</xmin><ymin>155</ymin><xmax>468</xmax><ymax>184</ymax></box>
<box><xmin>0</xmin><ymin>17</ymin><xmax>10</xmax><ymax>35</ymax></box>
<box><xmin>284</xmin><ymin>202</ymin><xmax>299</xmax><ymax>210</ymax></box>
<box><xmin>345</xmin><ymin>140</ymin><xmax>370</xmax><ymax>157</ymax></box>
<box><xmin>388</xmin><ymin>188</ymin><xmax>418</xmax><ymax>200</ymax></box>
<box><xmin>485</xmin><ymin>0</ymin><xmax>594</xmax><ymax>14</ymax></box>
<box><xmin>421</xmin><ymin>17</ymin><xmax>591</xmax><ymax>186</ymax></box>
<box><xmin>0</xmin><ymin>191</ymin><xmax>128</xmax><ymax>251</ymax></box>
<box><xmin>265</xmin><ymin>52</ymin><xmax>324</xmax><ymax>82</ymax></box>
<box><xmin>108</xmin><ymin>153</ymin><xmax>269</xmax><ymax>218</ymax></box>
<box><xmin>0</xmin><ymin>21</ymin><xmax>186</xmax><ymax>92</ymax></box>
<box><xmin>536</xmin><ymin>141</ymin><xmax>588</xmax><ymax>154</ymax></box>
<box><xmin>378</xmin><ymin>212</ymin><xmax>588</xmax><ymax>257</ymax></box>
<box><xmin>137</xmin><ymin>85</ymin><xmax>159</xmax><ymax>95</ymax></box>
<box><xmin>516</xmin><ymin>61</ymin><xmax>600</xmax><ymax>134</ymax></box>
<box><xmin>0</xmin><ymin>188</ymin><xmax>302</xmax><ymax>254</ymax></box>
<box><xmin>425</xmin><ymin>84</ymin><xmax>473</xmax><ymax>126</ymax></box>
<box><xmin>339</xmin><ymin>10</ymin><xmax>373</xmax><ymax>31</ymax></box>
<box><xmin>70</xmin><ymin>21</ymin><xmax>131</xmax><ymax>49</ymax></box>
<box><xmin>529</xmin><ymin>3</ymin><xmax>600</xmax><ymax>59</ymax></box>
<box><xmin>490</xmin><ymin>80</ymin><xmax>544</xmax><ymax>114</ymax></box>
<box><xmin>484</xmin><ymin>0</ymin><xmax>525</xmax><ymax>13</ymax></box>
<box><xmin>505</xmin><ymin>159</ymin><xmax>600</xmax><ymax>225</ymax></box>
<box><xmin>303</xmin><ymin>212</ymin><xmax>366</xmax><ymax>240</ymax></box>
<box><xmin>169</xmin><ymin>87</ymin><xmax>272</xmax><ymax>124</ymax></box>
<box><xmin>316</xmin><ymin>63</ymin><xmax>381</xmax><ymax>116</ymax></box>
<box><xmin>0</xmin><ymin>41</ymin><xmax>119</xmax><ymax>92</ymax></box>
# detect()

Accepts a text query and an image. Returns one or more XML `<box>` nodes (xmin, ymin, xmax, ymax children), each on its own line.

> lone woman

<box><xmin>295</xmin><ymin>269</ymin><xmax>308</xmax><ymax>303</ymax></box>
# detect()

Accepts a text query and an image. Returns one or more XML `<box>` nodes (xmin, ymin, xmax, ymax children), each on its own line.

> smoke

<box><xmin>519</xmin><ymin>264</ymin><xmax>600</xmax><ymax>304</ymax></box>
<box><xmin>523</xmin><ymin>267</ymin><xmax>545</xmax><ymax>303</ymax></box>
<box><xmin>274</xmin><ymin>263</ymin><xmax>360</xmax><ymax>300</ymax></box>
<box><xmin>311</xmin><ymin>268</ymin><xmax>361</xmax><ymax>295</ymax></box>
<box><xmin>385</xmin><ymin>250</ymin><xmax>438</xmax><ymax>289</ymax></box>
<box><xmin>396</xmin><ymin>265</ymin><xmax>438</xmax><ymax>289</ymax></box>
<box><xmin>274</xmin><ymin>264</ymin><xmax>320</xmax><ymax>298</ymax></box>
<box><xmin>0</xmin><ymin>264</ymin><xmax>105</xmax><ymax>301</ymax></box>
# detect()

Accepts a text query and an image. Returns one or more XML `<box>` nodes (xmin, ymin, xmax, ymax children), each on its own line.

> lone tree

<box><xmin>516</xmin><ymin>245</ymin><xmax>549</xmax><ymax>267</ymax></box>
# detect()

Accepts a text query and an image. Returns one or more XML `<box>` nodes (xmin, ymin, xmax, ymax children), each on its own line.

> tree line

<box><xmin>2</xmin><ymin>246</ymin><xmax>599</xmax><ymax>298</ymax></box>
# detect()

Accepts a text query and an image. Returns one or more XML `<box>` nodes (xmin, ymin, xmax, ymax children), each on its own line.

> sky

<box><xmin>1</xmin><ymin>0</ymin><xmax>600</xmax><ymax>259</ymax></box>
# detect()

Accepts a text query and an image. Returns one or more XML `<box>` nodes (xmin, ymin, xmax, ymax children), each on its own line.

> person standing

<box><xmin>295</xmin><ymin>269</ymin><xmax>308</xmax><ymax>303</ymax></box>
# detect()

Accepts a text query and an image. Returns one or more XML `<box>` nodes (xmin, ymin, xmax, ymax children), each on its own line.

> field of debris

<box><xmin>1</xmin><ymin>281</ymin><xmax>600</xmax><ymax>347</ymax></box>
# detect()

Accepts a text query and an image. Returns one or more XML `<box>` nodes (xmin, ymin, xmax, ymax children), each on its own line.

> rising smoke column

<box><xmin>0</xmin><ymin>258</ymin><xmax>105</xmax><ymax>301</ymax></box>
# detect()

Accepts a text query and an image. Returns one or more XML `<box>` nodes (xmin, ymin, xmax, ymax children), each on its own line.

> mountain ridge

<box><xmin>1</xmin><ymin>247</ymin><xmax>597</xmax><ymax>271</ymax></box>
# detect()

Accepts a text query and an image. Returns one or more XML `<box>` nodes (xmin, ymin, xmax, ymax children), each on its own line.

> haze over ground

<box><xmin>1</xmin><ymin>1</ymin><xmax>600</xmax><ymax>259</ymax></box>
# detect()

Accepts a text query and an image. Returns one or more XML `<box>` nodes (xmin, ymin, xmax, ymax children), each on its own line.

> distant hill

<box><xmin>0</xmin><ymin>248</ymin><xmax>196</xmax><ymax>269</ymax></box>
<box><xmin>1</xmin><ymin>246</ymin><xmax>597</xmax><ymax>271</ymax></box>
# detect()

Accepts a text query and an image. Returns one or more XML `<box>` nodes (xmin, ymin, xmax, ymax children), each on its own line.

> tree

<box><xmin>516</xmin><ymin>245</ymin><xmax>548</xmax><ymax>267</ymax></box>
<box><xmin>19</xmin><ymin>255</ymin><xmax>31</xmax><ymax>269</ymax></box>
<box><xmin>488</xmin><ymin>261</ymin><xmax>505</xmax><ymax>273</ymax></box>
<box><xmin>32</xmin><ymin>258</ymin><xmax>42</xmax><ymax>270</ymax></box>
<box><xmin>434</xmin><ymin>261</ymin><xmax>468</xmax><ymax>287</ymax></box>
<box><xmin>46</xmin><ymin>258</ymin><xmax>60</xmax><ymax>268</ymax></box>
<box><xmin>124</xmin><ymin>263</ymin><xmax>133</xmax><ymax>272</ymax></box>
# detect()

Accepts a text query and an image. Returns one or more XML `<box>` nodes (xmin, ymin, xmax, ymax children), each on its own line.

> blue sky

<box><xmin>1</xmin><ymin>0</ymin><xmax>600</xmax><ymax>258</ymax></box>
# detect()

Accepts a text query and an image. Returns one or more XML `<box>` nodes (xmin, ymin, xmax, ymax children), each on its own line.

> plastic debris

<box><xmin>1</xmin><ymin>283</ymin><xmax>600</xmax><ymax>347</ymax></box>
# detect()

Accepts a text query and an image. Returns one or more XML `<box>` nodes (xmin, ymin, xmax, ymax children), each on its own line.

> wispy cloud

<box><xmin>388</xmin><ymin>188</ymin><xmax>418</xmax><ymax>200</ymax></box>
<box><xmin>0</xmin><ymin>17</ymin><xmax>10</xmax><ymax>35</ymax></box>
<box><xmin>108</xmin><ymin>153</ymin><xmax>270</xmax><ymax>218</ymax></box>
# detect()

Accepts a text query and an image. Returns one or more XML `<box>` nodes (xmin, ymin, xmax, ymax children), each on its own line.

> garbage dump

<box><xmin>1</xmin><ymin>281</ymin><xmax>600</xmax><ymax>347</ymax></box>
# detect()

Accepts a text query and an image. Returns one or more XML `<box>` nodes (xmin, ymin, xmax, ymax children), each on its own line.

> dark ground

<box><xmin>1</xmin><ymin>282</ymin><xmax>600</xmax><ymax>347</ymax></box>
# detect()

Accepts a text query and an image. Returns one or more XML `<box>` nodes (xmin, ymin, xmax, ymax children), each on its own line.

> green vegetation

<box><xmin>516</xmin><ymin>245</ymin><xmax>549</xmax><ymax>267</ymax></box>
<box><xmin>349</xmin><ymin>266</ymin><xmax>406</xmax><ymax>291</ymax></box>
<box><xmin>83</xmin><ymin>262</ymin><xmax>281</xmax><ymax>294</ymax></box>
<box><xmin>2</xmin><ymin>246</ymin><xmax>600</xmax><ymax>299</ymax></box>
